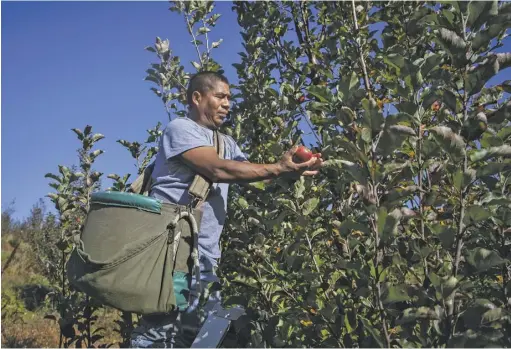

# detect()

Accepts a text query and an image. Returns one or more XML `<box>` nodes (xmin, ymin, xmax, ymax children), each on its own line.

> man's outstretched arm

<box><xmin>179</xmin><ymin>146</ymin><xmax>323</xmax><ymax>184</ymax></box>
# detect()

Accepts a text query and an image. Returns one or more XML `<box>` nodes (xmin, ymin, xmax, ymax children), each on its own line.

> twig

<box><xmin>305</xmin><ymin>232</ymin><xmax>323</xmax><ymax>283</ymax></box>
<box><xmin>351</xmin><ymin>0</ymin><xmax>372</xmax><ymax>98</ymax></box>
<box><xmin>184</xmin><ymin>12</ymin><xmax>203</xmax><ymax>68</ymax></box>
<box><xmin>1</xmin><ymin>242</ymin><xmax>20</xmax><ymax>275</ymax></box>
<box><xmin>298</xmin><ymin>104</ymin><xmax>323</xmax><ymax>146</ymax></box>
<box><xmin>202</xmin><ymin>18</ymin><xmax>210</xmax><ymax>65</ymax></box>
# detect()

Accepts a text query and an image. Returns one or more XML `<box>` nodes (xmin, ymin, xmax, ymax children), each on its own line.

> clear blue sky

<box><xmin>2</xmin><ymin>2</ymin><xmax>510</xmax><ymax>221</ymax></box>
<box><xmin>2</xmin><ymin>1</ymin><xmax>243</xmax><ymax>220</ymax></box>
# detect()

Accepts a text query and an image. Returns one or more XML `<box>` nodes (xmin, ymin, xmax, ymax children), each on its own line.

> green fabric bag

<box><xmin>67</xmin><ymin>195</ymin><xmax>202</xmax><ymax>314</ymax></box>
<box><xmin>66</xmin><ymin>130</ymin><xmax>224</xmax><ymax>315</ymax></box>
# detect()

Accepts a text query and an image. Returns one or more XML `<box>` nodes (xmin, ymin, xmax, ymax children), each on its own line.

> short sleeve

<box><xmin>228</xmin><ymin>137</ymin><xmax>248</xmax><ymax>162</ymax></box>
<box><xmin>161</xmin><ymin>118</ymin><xmax>212</xmax><ymax>160</ymax></box>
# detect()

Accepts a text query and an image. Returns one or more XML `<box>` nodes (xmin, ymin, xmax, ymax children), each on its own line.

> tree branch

<box><xmin>351</xmin><ymin>0</ymin><xmax>372</xmax><ymax>98</ymax></box>
<box><xmin>184</xmin><ymin>12</ymin><xmax>203</xmax><ymax>68</ymax></box>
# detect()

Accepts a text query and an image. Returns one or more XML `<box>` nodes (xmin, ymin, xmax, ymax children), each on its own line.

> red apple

<box><xmin>293</xmin><ymin>145</ymin><xmax>313</xmax><ymax>163</ymax></box>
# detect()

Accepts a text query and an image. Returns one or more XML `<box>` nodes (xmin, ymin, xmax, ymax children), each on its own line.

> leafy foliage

<box><xmin>15</xmin><ymin>1</ymin><xmax>511</xmax><ymax>347</ymax></box>
<box><xmin>215</xmin><ymin>1</ymin><xmax>511</xmax><ymax>347</ymax></box>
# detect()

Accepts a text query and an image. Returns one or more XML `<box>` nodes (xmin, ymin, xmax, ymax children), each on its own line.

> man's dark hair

<box><xmin>186</xmin><ymin>71</ymin><xmax>229</xmax><ymax>107</ymax></box>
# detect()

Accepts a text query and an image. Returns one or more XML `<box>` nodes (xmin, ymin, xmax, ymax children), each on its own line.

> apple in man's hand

<box><xmin>293</xmin><ymin>145</ymin><xmax>321</xmax><ymax>163</ymax></box>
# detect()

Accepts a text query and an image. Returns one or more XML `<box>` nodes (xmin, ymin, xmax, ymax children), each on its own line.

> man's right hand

<box><xmin>277</xmin><ymin>146</ymin><xmax>324</xmax><ymax>177</ymax></box>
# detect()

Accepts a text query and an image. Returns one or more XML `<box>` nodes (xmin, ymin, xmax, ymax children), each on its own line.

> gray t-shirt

<box><xmin>150</xmin><ymin>117</ymin><xmax>247</xmax><ymax>260</ymax></box>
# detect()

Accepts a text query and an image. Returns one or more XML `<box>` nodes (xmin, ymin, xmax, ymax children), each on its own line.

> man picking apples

<box><xmin>131</xmin><ymin>71</ymin><xmax>323</xmax><ymax>348</ymax></box>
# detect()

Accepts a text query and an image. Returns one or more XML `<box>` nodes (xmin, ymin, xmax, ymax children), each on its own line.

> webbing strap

<box><xmin>188</xmin><ymin>130</ymin><xmax>224</xmax><ymax>208</ymax></box>
<box><xmin>129</xmin><ymin>162</ymin><xmax>154</xmax><ymax>196</ymax></box>
<box><xmin>167</xmin><ymin>209</ymin><xmax>202</xmax><ymax>298</ymax></box>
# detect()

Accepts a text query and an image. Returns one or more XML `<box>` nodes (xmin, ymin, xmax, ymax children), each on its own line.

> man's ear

<box><xmin>192</xmin><ymin>91</ymin><xmax>202</xmax><ymax>107</ymax></box>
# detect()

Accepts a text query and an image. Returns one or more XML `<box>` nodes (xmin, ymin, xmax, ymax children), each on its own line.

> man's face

<box><xmin>194</xmin><ymin>80</ymin><xmax>231</xmax><ymax>129</ymax></box>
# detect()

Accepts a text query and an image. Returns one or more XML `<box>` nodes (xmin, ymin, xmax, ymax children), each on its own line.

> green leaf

<box><xmin>84</xmin><ymin>125</ymin><xmax>92</xmax><ymax>136</ymax></box>
<box><xmin>453</xmin><ymin>168</ymin><xmax>476</xmax><ymax>190</ymax></box>
<box><xmin>294</xmin><ymin>177</ymin><xmax>305</xmax><ymax>199</ymax></box>
<box><xmin>72</xmin><ymin>128</ymin><xmax>84</xmax><ymax>141</ymax></box>
<box><xmin>488</xmin><ymin>101</ymin><xmax>511</xmax><ymax>124</ymax></box>
<box><xmin>497</xmin><ymin>126</ymin><xmax>511</xmax><ymax>141</ymax></box>
<box><xmin>361</xmin><ymin>128</ymin><xmax>372</xmax><ymax>143</ymax></box>
<box><xmin>383</xmin><ymin>160</ymin><xmax>410</xmax><ymax>174</ymax></box>
<box><xmin>335</xmin><ymin>139</ymin><xmax>369</xmax><ymax>163</ymax></box>
<box><xmin>377</xmin><ymin>207</ymin><xmax>388</xmax><ymax>235</ymax></box>
<box><xmin>476</xmin><ymin>162</ymin><xmax>511</xmax><ymax>177</ymax></box>
<box><xmin>46</xmin><ymin>193</ymin><xmax>59</xmax><ymax>201</ymax></box>
<box><xmin>276</xmin><ymin>198</ymin><xmax>296</xmax><ymax>212</ymax></box>
<box><xmin>384</xmin><ymin>53</ymin><xmax>405</xmax><ymax>70</ymax></box>
<box><xmin>396</xmin><ymin>101</ymin><xmax>417</xmax><ymax>115</ymax></box>
<box><xmin>430</xmin><ymin>223</ymin><xmax>456</xmax><ymax>248</ymax></box>
<box><xmin>497</xmin><ymin>52</ymin><xmax>511</xmax><ymax>70</ymax></box>
<box><xmin>383</xmin><ymin>284</ymin><xmax>411</xmax><ymax>304</ymax></box>
<box><xmin>470</xmin><ymin>145</ymin><xmax>511</xmax><ymax>162</ymax></box>
<box><xmin>429</xmin><ymin>126</ymin><xmax>466</xmax><ymax>158</ymax></box>
<box><xmin>359</xmin><ymin>317</ymin><xmax>385</xmax><ymax>348</ymax></box>
<box><xmin>422</xmin><ymin>53</ymin><xmax>443</xmax><ymax>77</ymax></box>
<box><xmin>232</xmin><ymin>277</ymin><xmax>259</xmax><ymax>289</ymax></box>
<box><xmin>344</xmin><ymin>313</ymin><xmax>357</xmax><ymax>334</ymax></box>
<box><xmin>472</xmin><ymin>21</ymin><xmax>511</xmax><ymax>51</ymax></box>
<box><xmin>337</xmin><ymin>219</ymin><xmax>371</xmax><ymax>237</ymax></box>
<box><xmin>90</xmin><ymin>149</ymin><xmax>104</xmax><ymax>159</ymax></box>
<box><xmin>386</xmin><ymin>112</ymin><xmax>417</xmax><ymax>126</ymax></box>
<box><xmin>465</xmin><ymin>247</ymin><xmax>506</xmax><ymax>272</ymax></box>
<box><xmin>422</xmin><ymin>89</ymin><xmax>439</xmax><ymax>110</ymax></box>
<box><xmin>465</xmin><ymin>205</ymin><xmax>491</xmax><ymax>224</ymax></box>
<box><xmin>467</xmin><ymin>0</ymin><xmax>498</xmax><ymax>30</ymax></box>
<box><xmin>362</xmin><ymin>98</ymin><xmax>384</xmax><ymax>132</ymax></box>
<box><xmin>462</xmin><ymin>299</ymin><xmax>498</xmax><ymax>330</ymax></box>
<box><xmin>442</xmin><ymin>89</ymin><xmax>458</xmax><ymax>113</ymax></box>
<box><xmin>306</xmin><ymin>85</ymin><xmax>331</xmax><ymax>103</ymax></box>
<box><xmin>191</xmin><ymin>61</ymin><xmax>202</xmax><ymax>70</ymax></box>
<box><xmin>388</xmin><ymin>125</ymin><xmax>416</xmax><ymax>136</ymax></box>
<box><xmin>144</xmin><ymin>75</ymin><xmax>160</xmax><ymax>84</ymax></box>
<box><xmin>337</xmin><ymin>71</ymin><xmax>359</xmax><ymax>100</ymax></box>
<box><xmin>92</xmin><ymin>133</ymin><xmax>105</xmax><ymax>142</ymax></box>
<box><xmin>197</xmin><ymin>26</ymin><xmax>211</xmax><ymax>35</ymax></box>
<box><xmin>311</xmin><ymin>228</ymin><xmax>326</xmax><ymax>239</ymax></box>
<box><xmin>336</xmin><ymin>106</ymin><xmax>355</xmax><ymax>125</ymax></box>
<box><xmin>482</xmin><ymin>308</ymin><xmax>506</xmax><ymax>324</ymax></box>
<box><xmin>237</xmin><ymin>197</ymin><xmax>249</xmax><ymax>209</ymax></box>
<box><xmin>436</xmin><ymin>28</ymin><xmax>466</xmax><ymax>57</ymax></box>
<box><xmin>211</xmin><ymin>39</ymin><xmax>223</xmax><ymax>49</ymax></box>
<box><xmin>381</xmin><ymin>208</ymin><xmax>401</xmax><ymax>242</ymax></box>
<box><xmin>302</xmin><ymin>197</ymin><xmax>320</xmax><ymax>216</ymax></box>
<box><xmin>466</xmin><ymin>57</ymin><xmax>500</xmax><ymax>96</ymax></box>
<box><xmin>45</xmin><ymin>173</ymin><xmax>61</xmax><ymax>182</ymax></box>
<box><xmin>337</xmin><ymin>160</ymin><xmax>369</xmax><ymax>185</ymax></box>
<box><xmin>396</xmin><ymin>307</ymin><xmax>439</xmax><ymax>325</ymax></box>
<box><xmin>440</xmin><ymin>276</ymin><xmax>459</xmax><ymax>298</ymax></box>
<box><xmin>248</xmin><ymin>181</ymin><xmax>266</xmax><ymax>190</ymax></box>
<box><xmin>253</xmin><ymin>233</ymin><xmax>265</xmax><ymax>246</ymax></box>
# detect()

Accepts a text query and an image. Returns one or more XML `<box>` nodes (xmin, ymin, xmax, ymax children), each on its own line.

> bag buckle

<box><xmin>188</xmin><ymin>194</ymin><xmax>203</xmax><ymax>210</ymax></box>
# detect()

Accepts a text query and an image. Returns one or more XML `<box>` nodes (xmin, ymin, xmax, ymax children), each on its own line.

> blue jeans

<box><xmin>131</xmin><ymin>255</ymin><xmax>221</xmax><ymax>348</ymax></box>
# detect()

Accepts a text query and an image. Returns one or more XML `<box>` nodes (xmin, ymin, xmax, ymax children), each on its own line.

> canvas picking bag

<box><xmin>66</xmin><ymin>130</ymin><xmax>224</xmax><ymax>314</ymax></box>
